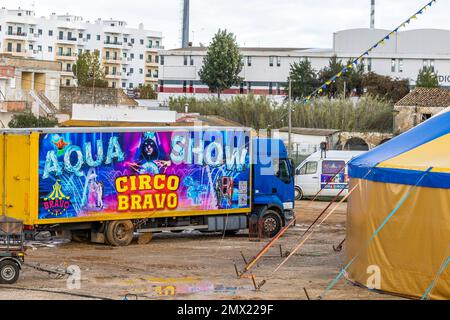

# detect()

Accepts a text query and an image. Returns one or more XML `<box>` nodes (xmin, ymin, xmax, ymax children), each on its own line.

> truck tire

<box><xmin>105</xmin><ymin>220</ymin><xmax>134</xmax><ymax>247</ymax></box>
<box><xmin>260</xmin><ymin>210</ymin><xmax>283</xmax><ymax>238</ymax></box>
<box><xmin>0</xmin><ymin>260</ymin><xmax>20</xmax><ymax>285</ymax></box>
<box><xmin>295</xmin><ymin>187</ymin><xmax>303</xmax><ymax>201</ymax></box>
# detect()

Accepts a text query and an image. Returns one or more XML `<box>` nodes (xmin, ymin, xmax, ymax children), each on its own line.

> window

<box><xmin>16</xmin><ymin>43</ymin><xmax>22</xmax><ymax>53</ymax></box>
<box><xmin>276</xmin><ymin>83</ymin><xmax>281</xmax><ymax>95</ymax></box>
<box><xmin>131</xmin><ymin>38</ymin><xmax>135</xmax><ymax>44</ymax></box>
<box><xmin>130</xmin><ymin>68</ymin><xmax>134</xmax><ymax>74</ymax></box>
<box><xmin>423</xmin><ymin>59</ymin><xmax>435</xmax><ymax>72</ymax></box>
<box><xmin>183</xmin><ymin>56</ymin><xmax>188</xmax><ymax>66</ymax></box>
<box><xmin>269</xmin><ymin>56</ymin><xmax>274</xmax><ymax>67</ymax></box>
<box><xmin>59</xmin><ymin>31</ymin><xmax>64</xmax><ymax>40</ymax></box>
<box><xmin>97</xmin><ymin>35</ymin><xmax>100</xmax><ymax>41</ymax></box>
<box><xmin>49</xmin><ymin>30</ymin><xmax>53</xmax><ymax>36</ymax></box>
<box><xmin>155</xmin><ymin>55</ymin><xmax>160</xmax><ymax>64</ymax></box>
<box><xmin>65</xmin><ymin>79</ymin><xmax>70</xmax><ymax>86</ymax></box>
<box><xmin>269</xmin><ymin>82</ymin><xmax>273</xmax><ymax>95</ymax></box>
<box><xmin>140</xmin><ymin>54</ymin><xmax>143</xmax><ymax>60</ymax></box>
<box><xmin>124</xmin><ymin>37</ymin><xmax>128</xmax><ymax>43</ymax></box>
<box><xmin>17</xmin><ymin>26</ymin><xmax>22</xmax><ymax>35</ymax></box>
<box><xmin>7</xmin><ymin>26</ymin><xmax>12</xmax><ymax>35</ymax></box>
<box><xmin>430</xmin><ymin>60</ymin><xmax>435</xmax><ymax>72</ymax></box>
<box><xmin>277</xmin><ymin>56</ymin><xmax>281</xmax><ymax>67</ymax></box>
<box><xmin>391</xmin><ymin>59</ymin><xmax>396</xmax><ymax>72</ymax></box>
<box><xmin>299</xmin><ymin>162</ymin><xmax>318</xmax><ymax>175</ymax></box>
<box><xmin>421</xmin><ymin>113</ymin><xmax>432</xmax><ymax>122</ymax></box>
<box><xmin>140</xmin><ymin>39</ymin><xmax>144</xmax><ymax>45</ymax></box>
<box><xmin>78</xmin><ymin>49</ymin><xmax>82</xmax><ymax>55</ymax></box>
<box><xmin>398</xmin><ymin>59</ymin><xmax>404</xmax><ymax>73</ymax></box>
<box><xmin>7</xmin><ymin>43</ymin><xmax>12</xmax><ymax>52</ymax></box>
<box><xmin>68</xmin><ymin>31</ymin><xmax>73</xmax><ymax>40</ymax></box>
<box><xmin>190</xmin><ymin>56</ymin><xmax>194</xmax><ymax>66</ymax></box>
<box><xmin>87</xmin><ymin>34</ymin><xmax>91</xmax><ymax>40</ymax></box>
<box><xmin>160</xmin><ymin>56</ymin><xmax>164</xmax><ymax>65</ymax></box>
<box><xmin>29</xmin><ymin>27</ymin><xmax>34</xmax><ymax>34</ymax></box>
<box><xmin>139</xmin><ymin>68</ymin><xmax>143</xmax><ymax>74</ymax></box>
<box><xmin>79</xmin><ymin>33</ymin><xmax>83</xmax><ymax>38</ymax></box>
<box><xmin>274</xmin><ymin>159</ymin><xmax>291</xmax><ymax>183</ymax></box>
<box><xmin>106</xmin><ymin>51</ymin><xmax>110</xmax><ymax>59</ymax></box>
<box><xmin>66</xmin><ymin>63</ymin><xmax>72</xmax><ymax>72</ymax></box>
<box><xmin>248</xmin><ymin>82</ymin><xmax>252</xmax><ymax>92</ymax></box>
<box><xmin>147</xmin><ymin>55</ymin><xmax>152</xmax><ymax>63</ymax></box>
<box><xmin>129</xmin><ymin>83</ymin><xmax>133</xmax><ymax>88</ymax></box>
<box><xmin>106</xmin><ymin>35</ymin><xmax>111</xmax><ymax>43</ymax></box>
<box><xmin>122</xmin><ymin>82</ymin><xmax>126</xmax><ymax>88</ymax></box>
<box><xmin>130</xmin><ymin>53</ymin><xmax>134</xmax><ymax>59</ymax></box>
<box><xmin>58</xmin><ymin>47</ymin><xmax>63</xmax><ymax>55</ymax></box>
<box><xmin>48</xmin><ymin>46</ymin><xmax>53</xmax><ymax>53</ymax></box>
<box><xmin>29</xmin><ymin>44</ymin><xmax>33</xmax><ymax>51</ymax></box>
<box><xmin>160</xmin><ymin>80</ymin><xmax>164</xmax><ymax>92</ymax></box>
<box><xmin>38</xmin><ymin>29</ymin><xmax>42</xmax><ymax>35</ymax></box>
<box><xmin>183</xmin><ymin>80</ymin><xmax>187</xmax><ymax>93</ymax></box>
<box><xmin>247</xmin><ymin>56</ymin><xmax>252</xmax><ymax>67</ymax></box>
<box><xmin>37</xmin><ymin>45</ymin><xmax>42</xmax><ymax>52</ymax></box>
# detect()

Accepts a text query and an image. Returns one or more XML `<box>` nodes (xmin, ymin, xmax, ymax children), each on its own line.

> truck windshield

<box><xmin>274</xmin><ymin>159</ymin><xmax>291</xmax><ymax>184</ymax></box>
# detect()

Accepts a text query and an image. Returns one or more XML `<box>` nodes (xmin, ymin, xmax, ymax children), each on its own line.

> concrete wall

<box><xmin>71</xmin><ymin>103</ymin><xmax>176</xmax><ymax>123</ymax></box>
<box><xmin>59</xmin><ymin>86</ymin><xmax>138</xmax><ymax>114</ymax></box>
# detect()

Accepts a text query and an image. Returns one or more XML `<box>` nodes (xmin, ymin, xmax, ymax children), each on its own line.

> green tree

<box><xmin>286</xmin><ymin>58</ymin><xmax>319</xmax><ymax>101</ymax></box>
<box><xmin>72</xmin><ymin>50</ymin><xmax>108</xmax><ymax>88</ymax></box>
<box><xmin>341</xmin><ymin>59</ymin><xmax>365</xmax><ymax>96</ymax></box>
<box><xmin>139</xmin><ymin>84</ymin><xmax>157</xmax><ymax>99</ymax></box>
<box><xmin>416</xmin><ymin>66</ymin><xmax>439</xmax><ymax>88</ymax></box>
<box><xmin>198</xmin><ymin>29</ymin><xmax>243</xmax><ymax>98</ymax></box>
<box><xmin>318</xmin><ymin>56</ymin><xmax>345</xmax><ymax>98</ymax></box>
<box><xmin>362</xmin><ymin>72</ymin><xmax>410</xmax><ymax>102</ymax></box>
<box><xmin>8</xmin><ymin>112</ymin><xmax>58</xmax><ymax>128</ymax></box>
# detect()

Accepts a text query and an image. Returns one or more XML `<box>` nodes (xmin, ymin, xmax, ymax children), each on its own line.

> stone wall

<box><xmin>59</xmin><ymin>87</ymin><xmax>138</xmax><ymax>114</ymax></box>
<box><xmin>339</xmin><ymin>131</ymin><xmax>394</xmax><ymax>150</ymax></box>
<box><xmin>394</xmin><ymin>106</ymin><xmax>446</xmax><ymax>134</ymax></box>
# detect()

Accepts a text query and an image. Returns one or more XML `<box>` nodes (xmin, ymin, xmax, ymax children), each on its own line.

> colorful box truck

<box><xmin>0</xmin><ymin>127</ymin><xmax>294</xmax><ymax>246</ymax></box>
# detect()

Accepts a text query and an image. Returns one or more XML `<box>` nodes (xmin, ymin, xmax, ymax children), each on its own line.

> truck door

<box><xmin>296</xmin><ymin>161</ymin><xmax>319</xmax><ymax>197</ymax></box>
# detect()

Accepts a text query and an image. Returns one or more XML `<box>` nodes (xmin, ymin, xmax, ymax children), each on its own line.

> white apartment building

<box><xmin>158</xmin><ymin>28</ymin><xmax>450</xmax><ymax>103</ymax></box>
<box><xmin>0</xmin><ymin>8</ymin><xmax>163</xmax><ymax>90</ymax></box>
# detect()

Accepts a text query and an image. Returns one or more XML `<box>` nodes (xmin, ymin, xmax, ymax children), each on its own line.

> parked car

<box><xmin>294</xmin><ymin>151</ymin><xmax>365</xmax><ymax>200</ymax></box>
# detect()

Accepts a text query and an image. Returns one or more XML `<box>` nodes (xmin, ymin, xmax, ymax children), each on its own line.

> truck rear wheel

<box><xmin>260</xmin><ymin>210</ymin><xmax>282</xmax><ymax>238</ymax></box>
<box><xmin>0</xmin><ymin>260</ymin><xmax>20</xmax><ymax>285</ymax></box>
<box><xmin>105</xmin><ymin>220</ymin><xmax>134</xmax><ymax>247</ymax></box>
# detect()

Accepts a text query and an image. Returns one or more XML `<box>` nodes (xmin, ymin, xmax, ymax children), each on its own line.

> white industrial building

<box><xmin>158</xmin><ymin>28</ymin><xmax>450</xmax><ymax>103</ymax></box>
<box><xmin>0</xmin><ymin>8</ymin><xmax>163</xmax><ymax>90</ymax></box>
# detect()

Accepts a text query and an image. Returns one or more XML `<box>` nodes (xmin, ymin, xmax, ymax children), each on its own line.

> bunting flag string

<box><xmin>302</xmin><ymin>0</ymin><xmax>437</xmax><ymax>105</ymax></box>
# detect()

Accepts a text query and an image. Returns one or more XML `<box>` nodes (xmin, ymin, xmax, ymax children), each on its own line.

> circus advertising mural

<box><xmin>38</xmin><ymin>129</ymin><xmax>251</xmax><ymax>220</ymax></box>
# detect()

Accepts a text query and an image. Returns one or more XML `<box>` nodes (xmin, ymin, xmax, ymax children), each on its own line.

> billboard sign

<box><xmin>38</xmin><ymin>129</ymin><xmax>250</xmax><ymax>220</ymax></box>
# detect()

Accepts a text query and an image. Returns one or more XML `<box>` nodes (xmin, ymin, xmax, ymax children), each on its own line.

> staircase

<box><xmin>29</xmin><ymin>90</ymin><xmax>58</xmax><ymax>116</ymax></box>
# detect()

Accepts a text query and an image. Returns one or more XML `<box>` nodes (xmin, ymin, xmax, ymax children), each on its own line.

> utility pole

<box><xmin>288</xmin><ymin>80</ymin><xmax>292</xmax><ymax>158</ymax></box>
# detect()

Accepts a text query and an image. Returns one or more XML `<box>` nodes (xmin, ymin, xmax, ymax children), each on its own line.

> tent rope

<box><xmin>421</xmin><ymin>246</ymin><xmax>450</xmax><ymax>300</ymax></box>
<box><xmin>319</xmin><ymin>167</ymin><xmax>434</xmax><ymax>299</ymax></box>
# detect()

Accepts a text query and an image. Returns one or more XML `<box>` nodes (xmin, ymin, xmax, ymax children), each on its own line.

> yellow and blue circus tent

<box><xmin>347</xmin><ymin>109</ymin><xmax>450</xmax><ymax>300</ymax></box>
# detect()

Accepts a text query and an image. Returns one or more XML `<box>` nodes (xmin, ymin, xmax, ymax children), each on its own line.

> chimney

<box><xmin>182</xmin><ymin>0</ymin><xmax>190</xmax><ymax>48</ymax></box>
<box><xmin>370</xmin><ymin>0</ymin><xmax>375</xmax><ymax>29</ymax></box>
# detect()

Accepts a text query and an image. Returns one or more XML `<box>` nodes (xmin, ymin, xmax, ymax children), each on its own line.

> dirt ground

<box><xmin>0</xmin><ymin>201</ymin><xmax>402</xmax><ymax>300</ymax></box>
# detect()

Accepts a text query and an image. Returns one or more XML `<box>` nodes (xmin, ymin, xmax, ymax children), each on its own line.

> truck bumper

<box><xmin>283</xmin><ymin>210</ymin><xmax>295</xmax><ymax>225</ymax></box>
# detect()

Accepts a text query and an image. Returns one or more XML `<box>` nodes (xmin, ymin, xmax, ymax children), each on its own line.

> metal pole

<box><xmin>370</xmin><ymin>0</ymin><xmax>376</xmax><ymax>29</ymax></box>
<box><xmin>288</xmin><ymin>80</ymin><xmax>292</xmax><ymax>158</ymax></box>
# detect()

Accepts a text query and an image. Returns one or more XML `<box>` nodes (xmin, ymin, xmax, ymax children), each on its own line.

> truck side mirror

<box><xmin>295</xmin><ymin>169</ymin><xmax>300</xmax><ymax>175</ymax></box>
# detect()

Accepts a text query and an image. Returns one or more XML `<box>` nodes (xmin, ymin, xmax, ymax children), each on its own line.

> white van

<box><xmin>294</xmin><ymin>151</ymin><xmax>365</xmax><ymax>200</ymax></box>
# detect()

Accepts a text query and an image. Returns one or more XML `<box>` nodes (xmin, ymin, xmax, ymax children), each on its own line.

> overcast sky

<box><xmin>3</xmin><ymin>0</ymin><xmax>447</xmax><ymax>49</ymax></box>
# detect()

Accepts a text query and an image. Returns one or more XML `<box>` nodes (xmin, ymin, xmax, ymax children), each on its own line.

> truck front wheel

<box><xmin>295</xmin><ymin>187</ymin><xmax>303</xmax><ymax>201</ymax></box>
<box><xmin>105</xmin><ymin>220</ymin><xmax>134</xmax><ymax>247</ymax></box>
<box><xmin>0</xmin><ymin>260</ymin><xmax>20</xmax><ymax>285</ymax></box>
<box><xmin>260</xmin><ymin>210</ymin><xmax>282</xmax><ymax>238</ymax></box>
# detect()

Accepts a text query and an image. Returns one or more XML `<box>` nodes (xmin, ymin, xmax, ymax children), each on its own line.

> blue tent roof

<box><xmin>349</xmin><ymin>110</ymin><xmax>450</xmax><ymax>189</ymax></box>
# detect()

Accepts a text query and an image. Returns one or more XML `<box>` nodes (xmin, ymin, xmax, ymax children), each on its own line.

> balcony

<box><xmin>56</xmin><ymin>52</ymin><xmax>78</xmax><ymax>60</ymax></box>
<box><xmin>145</xmin><ymin>59</ymin><xmax>159</xmax><ymax>67</ymax></box>
<box><xmin>145</xmin><ymin>73</ymin><xmax>158</xmax><ymax>80</ymax></box>
<box><xmin>103</xmin><ymin>56</ymin><xmax>122</xmax><ymax>64</ymax></box>
<box><xmin>104</xmin><ymin>40</ymin><xmax>123</xmax><ymax>49</ymax></box>
<box><xmin>146</xmin><ymin>45</ymin><xmax>164</xmax><ymax>51</ymax></box>
<box><xmin>4</xmin><ymin>31</ymin><xmax>27</xmax><ymax>40</ymax></box>
<box><xmin>105</xmin><ymin>72</ymin><xmax>122</xmax><ymax>79</ymax></box>
<box><xmin>56</xmin><ymin>36</ymin><xmax>78</xmax><ymax>45</ymax></box>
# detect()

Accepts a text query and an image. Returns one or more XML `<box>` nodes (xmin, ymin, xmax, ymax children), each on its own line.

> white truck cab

<box><xmin>294</xmin><ymin>150</ymin><xmax>365</xmax><ymax>200</ymax></box>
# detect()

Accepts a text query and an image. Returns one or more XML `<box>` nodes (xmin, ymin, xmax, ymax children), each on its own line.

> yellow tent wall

<box><xmin>346</xmin><ymin>178</ymin><xmax>450</xmax><ymax>300</ymax></box>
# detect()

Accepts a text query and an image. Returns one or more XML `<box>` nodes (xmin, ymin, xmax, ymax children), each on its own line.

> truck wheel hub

<box><xmin>264</xmin><ymin>217</ymin><xmax>277</xmax><ymax>232</ymax></box>
<box><xmin>1</xmin><ymin>266</ymin><xmax>15</xmax><ymax>281</ymax></box>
